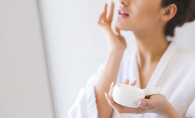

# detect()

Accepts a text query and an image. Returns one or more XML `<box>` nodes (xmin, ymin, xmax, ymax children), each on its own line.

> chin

<box><xmin>115</xmin><ymin>20</ymin><xmax>132</xmax><ymax>31</ymax></box>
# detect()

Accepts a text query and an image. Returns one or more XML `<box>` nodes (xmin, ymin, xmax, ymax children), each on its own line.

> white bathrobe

<box><xmin>68</xmin><ymin>41</ymin><xmax>195</xmax><ymax>118</ymax></box>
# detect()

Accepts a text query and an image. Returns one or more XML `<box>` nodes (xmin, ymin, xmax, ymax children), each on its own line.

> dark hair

<box><xmin>161</xmin><ymin>0</ymin><xmax>195</xmax><ymax>37</ymax></box>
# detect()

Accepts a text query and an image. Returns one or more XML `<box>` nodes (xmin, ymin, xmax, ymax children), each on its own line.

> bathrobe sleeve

<box><xmin>184</xmin><ymin>99</ymin><xmax>195</xmax><ymax>118</ymax></box>
<box><xmin>68</xmin><ymin>61</ymin><xmax>106</xmax><ymax>118</ymax></box>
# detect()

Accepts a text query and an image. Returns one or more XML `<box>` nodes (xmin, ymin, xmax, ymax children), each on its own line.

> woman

<box><xmin>69</xmin><ymin>0</ymin><xmax>195</xmax><ymax>117</ymax></box>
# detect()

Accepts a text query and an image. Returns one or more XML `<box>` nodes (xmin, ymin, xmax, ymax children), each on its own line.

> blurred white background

<box><xmin>39</xmin><ymin>0</ymin><xmax>195</xmax><ymax>118</ymax></box>
<box><xmin>1</xmin><ymin>0</ymin><xmax>194</xmax><ymax>118</ymax></box>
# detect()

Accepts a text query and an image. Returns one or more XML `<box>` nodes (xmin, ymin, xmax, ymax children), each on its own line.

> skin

<box><xmin>95</xmin><ymin>0</ymin><xmax>182</xmax><ymax>118</ymax></box>
<box><xmin>106</xmin><ymin>79</ymin><xmax>183</xmax><ymax>118</ymax></box>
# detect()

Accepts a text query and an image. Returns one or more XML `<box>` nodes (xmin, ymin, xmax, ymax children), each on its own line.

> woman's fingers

<box><xmin>110</xmin><ymin>82</ymin><xmax>114</xmax><ymax>89</ymax></box>
<box><xmin>123</xmin><ymin>79</ymin><xmax>129</xmax><ymax>84</ymax></box>
<box><xmin>130</xmin><ymin>79</ymin><xmax>137</xmax><ymax>86</ymax></box>
<box><xmin>107</xmin><ymin>1</ymin><xmax>114</xmax><ymax>23</ymax></box>
<box><xmin>137</xmin><ymin>94</ymin><xmax>166</xmax><ymax>109</ymax></box>
<box><xmin>96</xmin><ymin>3</ymin><xmax>107</xmax><ymax>26</ymax></box>
<box><xmin>109</xmin><ymin>82</ymin><xmax>115</xmax><ymax>96</ymax></box>
<box><xmin>106</xmin><ymin>93</ymin><xmax>145</xmax><ymax>114</ymax></box>
<box><xmin>97</xmin><ymin>2</ymin><xmax>114</xmax><ymax>27</ymax></box>
<box><xmin>106</xmin><ymin>94</ymin><xmax>123</xmax><ymax>113</ymax></box>
<box><xmin>96</xmin><ymin>12</ymin><xmax>105</xmax><ymax>26</ymax></box>
<box><xmin>107</xmin><ymin>79</ymin><xmax>136</xmax><ymax>97</ymax></box>
<box><xmin>114</xmin><ymin>25</ymin><xmax>121</xmax><ymax>36</ymax></box>
<box><xmin>103</xmin><ymin>3</ymin><xmax>107</xmax><ymax>23</ymax></box>
<box><xmin>123</xmin><ymin>78</ymin><xmax>137</xmax><ymax>86</ymax></box>
<box><xmin>137</xmin><ymin>99</ymin><xmax>152</xmax><ymax>108</ymax></box>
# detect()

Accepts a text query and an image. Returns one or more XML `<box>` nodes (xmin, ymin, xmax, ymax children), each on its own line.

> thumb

<box><xmin>137</xmin><ymin>99</ymin><xmax>153</xmax><ymax>108</ymax></box>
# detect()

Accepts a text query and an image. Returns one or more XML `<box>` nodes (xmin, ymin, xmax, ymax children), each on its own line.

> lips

<box><xmin>118</xmin><ymin>7</ymin><xmax>129</xmax><ymax>16</ymax></box>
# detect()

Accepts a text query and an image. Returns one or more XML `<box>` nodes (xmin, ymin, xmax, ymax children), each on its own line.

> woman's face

<box><xmin>115</xmin><ymin>0</ymin><xmax>164</xmax><ymax>32</ymax></box>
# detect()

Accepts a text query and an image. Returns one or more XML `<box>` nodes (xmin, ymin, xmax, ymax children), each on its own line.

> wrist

<box><xmin>157</xmin><ymin>100</ymin><xmax>182</xmax><ymax>118</ymax></box>
<box><xmin>108</xmin><ymin>49</ymin><xmax>124</xmax><ymax>59</ymax></box>
<box><xmin>109</xmin><ymin>48</ymin><xmax>125</xmax><ymax>54</ymax></box>
<box><xmin>156</xmin><ymin>99</ymin><xmax>169</xmax><ymax>117</ymax></box>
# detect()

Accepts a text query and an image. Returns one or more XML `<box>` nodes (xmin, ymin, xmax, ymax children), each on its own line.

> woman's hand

<box><xmin>96</xmin><ymin>1</ymin><xmax>127</xmax><ymax>52</ymax></box>
<box><xmin>104</xmin><ymin>79</ymin><xmax>170</xmax><ymax>117</ymax></box>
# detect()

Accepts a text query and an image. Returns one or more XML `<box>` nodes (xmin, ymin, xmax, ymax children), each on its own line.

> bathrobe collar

<box><xmin>129</xmin><ymin>41</ymin><xmax>179</xmax><ymax>88</ymax></box>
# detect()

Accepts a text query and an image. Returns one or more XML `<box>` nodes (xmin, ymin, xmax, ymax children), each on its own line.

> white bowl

<box><xmin>112</xmin><ymin>84</ymin><xmax>161</xmax><ymax>108</ymax></box>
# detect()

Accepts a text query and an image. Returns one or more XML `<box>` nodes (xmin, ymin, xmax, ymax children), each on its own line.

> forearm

<box><xmin>95</xmin><ymin>49</ymin><xmax>124</xmax><ymax>118</ymax></box>
<box><xmin>158</xmin><ymin>100</ymin><xmax>183</xmax><ymax>118</ymax></box>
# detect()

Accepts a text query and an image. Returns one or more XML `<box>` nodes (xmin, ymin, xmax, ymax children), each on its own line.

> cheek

<box><xmin>135</xmin><ymin>7</ymin><xmax>157</xmax><ymax>22</ymax></box>
<box><xmin>115</xmin><ymin>2</ymin><xmax>161</xmax><ymax>31</ymax></box>
<box><xmin>131</xmin><ymin>3</ymin><xmax>160</xmax><ymax>27</ymax></box>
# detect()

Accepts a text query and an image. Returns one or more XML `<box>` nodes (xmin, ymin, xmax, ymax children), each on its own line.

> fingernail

<box><xmin>105</xmin><ymin>92</ymin><xmax>108</xmax><ymax>100</ymax></box>
<box><xmin>110</xmin><ymin>82</ymin><xmax>114</xmax><ymax>89</ymax></box>
<box><xmin>137</xmin><ymin>101</ymin><xmax>146</xmax><ymax>107</ymax></box>
<box><xmin>125</xmin><ymin>79</ymin><xmax>129</xmax><ymax>83</ymax></box>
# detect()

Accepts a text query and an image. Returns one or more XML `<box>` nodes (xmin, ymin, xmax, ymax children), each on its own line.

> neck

<box><xmin>133</xmin><ymin>28</ymin><xmax>170</xmax><ymax>66</ymax></box>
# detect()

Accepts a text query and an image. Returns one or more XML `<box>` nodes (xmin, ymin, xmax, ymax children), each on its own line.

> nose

<box><xmin>119</xmin><ymin>0</ymin><xmax>129</xmax><ymax>7</ymax></box>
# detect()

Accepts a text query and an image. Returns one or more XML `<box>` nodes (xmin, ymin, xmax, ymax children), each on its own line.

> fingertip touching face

<box><xmin>115</xmin><ymin>0</ymin><xmax>175</xmax><ymax>33</ymax></box>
